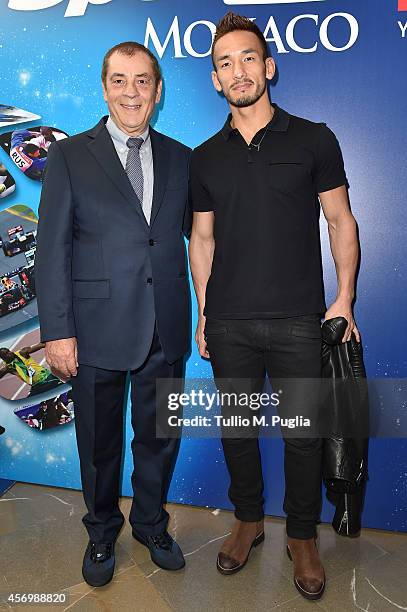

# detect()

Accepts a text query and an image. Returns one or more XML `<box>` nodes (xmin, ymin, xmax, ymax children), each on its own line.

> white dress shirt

<box><xmin>106</xmin><ymin>115</ymin><xmax>154</xmax><ymax>224</ymax></box>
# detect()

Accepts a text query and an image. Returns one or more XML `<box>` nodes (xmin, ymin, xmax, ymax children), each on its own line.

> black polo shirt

<box><xmin>189</xmin><ymin>104</ymin><xmax>348</xmax><ymax>319</ymax></box>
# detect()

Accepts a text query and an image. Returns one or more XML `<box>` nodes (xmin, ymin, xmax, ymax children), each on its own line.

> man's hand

<box><xmin>195</xmin><ymin>317</ymin><xmax>210</xmax><ymax>359</ymax></box>
<box><xmin>45</xmin><ymin>337</ymin><xmax>78</xmax><ymax>382</ymax></box>
<box><xmin>324</xmin><ymin>299</ymin><xmax>360</xmax><ymax>343</ymax></box>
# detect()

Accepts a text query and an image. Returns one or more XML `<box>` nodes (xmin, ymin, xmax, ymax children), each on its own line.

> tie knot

<box><xmin>127</xmin><ymin>137</ymin><xmax>143</xmax><ymax>150</ymax></box>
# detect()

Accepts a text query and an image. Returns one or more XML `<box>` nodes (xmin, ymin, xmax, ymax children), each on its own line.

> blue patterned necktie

<box><xmin>125</xmin><ymin>137</ymin><xmax>144</xmax><ymax>210</ymax></box>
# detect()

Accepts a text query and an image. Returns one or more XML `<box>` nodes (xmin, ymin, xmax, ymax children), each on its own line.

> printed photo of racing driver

<box><xmin>0</xmin><ymin>126</ymin><xmax>68</xmax><ymax>181</ymax></box>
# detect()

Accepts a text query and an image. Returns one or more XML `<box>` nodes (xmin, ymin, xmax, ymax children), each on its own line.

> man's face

<box><xmin>102</xmin><ymin>50</ymin><xmax>162</xmax><ymax>135</ymax></box>
<box><xmin>212</xmin><ymin>31</ymin><xmax>275</xmax><ymax>108</ymax></box>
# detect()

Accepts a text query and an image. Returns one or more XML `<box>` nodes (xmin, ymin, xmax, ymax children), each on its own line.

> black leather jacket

<box><xmin>321</xmin><ymin>317</ymin><xmax>369</xmax><ymax>536</ymax></box>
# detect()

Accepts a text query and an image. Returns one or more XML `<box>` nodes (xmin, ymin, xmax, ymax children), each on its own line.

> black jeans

<box><xmin>204</xmin><ymin>315</ymin><xmax>323</xmax><ymax>540</ymax></box>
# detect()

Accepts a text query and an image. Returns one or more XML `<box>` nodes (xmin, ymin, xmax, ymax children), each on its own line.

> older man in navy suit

<box><xmin>35</xmin><ymin>42</ymin><xmax>191</xmax><ymax>587</ymax></box>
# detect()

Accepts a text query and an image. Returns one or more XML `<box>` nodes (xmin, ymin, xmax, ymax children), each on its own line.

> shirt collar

<box><xmin>106</xmin><ymin>116</ymin><xmax>150</xmax><ymax>148</ymax></box>
<box><xmin>221</xmin><ymin>103</ymin><xmax>290</xmax><ymax>141</ymax></box>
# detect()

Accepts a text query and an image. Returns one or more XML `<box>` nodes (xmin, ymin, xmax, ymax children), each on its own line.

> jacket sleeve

<box><xmin>35</xmin><ymin>141</ymin><xmax>76</xmax><ymax>342</ymax></box>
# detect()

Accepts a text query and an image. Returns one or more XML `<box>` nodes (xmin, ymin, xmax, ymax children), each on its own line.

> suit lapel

<box><xmin>86</xmin><ymin>117</ymin><xmax>148</xmax><ymax>227</ymax></box>
<box><xmin>149</xmin><ymin>127</ymin><xmax>169</xmax><ymax>228</ymax></box>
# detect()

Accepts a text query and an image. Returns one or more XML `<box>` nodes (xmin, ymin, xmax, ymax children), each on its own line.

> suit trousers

<box><xmin>204</xmin><ymin>315</ymin><xmax>323</xmax><ymax>540</ymax></box>
<box><xmin>69</xmin><ymin>326</ymin><xmax>184</xmax><ymax>543</ymax></box>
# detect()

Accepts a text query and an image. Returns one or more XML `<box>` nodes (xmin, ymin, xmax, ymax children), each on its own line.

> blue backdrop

<box><xmin>0</xmin><ymin>0</ymin><xmax>406</xmax><ymax>532</ymax></box>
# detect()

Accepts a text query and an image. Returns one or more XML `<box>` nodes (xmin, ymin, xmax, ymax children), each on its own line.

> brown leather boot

<box><xmin>286</xmin><ymin>536</ymin><xmax>325</xmax><ymax>600</ymax></box>
<box><xmin>217</xmin><ymin>519</ymin><xmax>265</xmax><ymax>575</ymax></box>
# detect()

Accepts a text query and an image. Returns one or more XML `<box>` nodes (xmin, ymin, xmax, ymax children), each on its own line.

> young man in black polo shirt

<box><xmin>189</xmin><ymin>12</ymin><xmax>360</xmax><ymax>601</ymax></box>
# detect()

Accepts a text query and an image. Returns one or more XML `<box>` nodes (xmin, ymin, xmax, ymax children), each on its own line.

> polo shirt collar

<box><xmin>221</xmin><ymin>103</ymin><xmax>290</xmax><ymax>141</ymax></box>
<box><xmin>106</xmin><ymin>115</ymin><xmax>150</xmax><ymax>148</ymax></box>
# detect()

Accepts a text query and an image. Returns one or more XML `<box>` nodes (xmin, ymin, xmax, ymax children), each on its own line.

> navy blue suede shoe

<box><xmin>82</xmin><ymin>541</ymin><xmax>115</xmax><ymax>587</ymax></box>
<box><xmin>132</xmin><ymin>530</ymin><xmax>185</xmax><ymax>570</ymax></box>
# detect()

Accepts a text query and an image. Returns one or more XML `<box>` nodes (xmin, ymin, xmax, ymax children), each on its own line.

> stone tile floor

<box><xmin>0</xmin><ymin>483</ymin><xmax>406</xmax><ymax>611</ymax></box>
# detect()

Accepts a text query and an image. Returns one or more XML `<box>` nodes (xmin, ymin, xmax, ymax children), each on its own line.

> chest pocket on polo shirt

<box><xmin>265</xmin><ymin>160</ymin><xmax>309</xmax><ymax>194</ymax></box>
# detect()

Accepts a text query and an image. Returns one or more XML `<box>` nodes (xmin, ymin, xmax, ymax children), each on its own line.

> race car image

<box><xmin>18</xmin><ymin>262</ymin><xmax>36</xmax><ymax>300</ymax></box>
<box><xmin>0</xmin><ymin>225</ymin><xmax>37</xmax><ymax>257</ymax></box>
<box><xmin>24</xmin><ymin>247</ymin><xmax>36</xmax><ymax>267</ymax></box>
<box><xmin>0</xmin><ymin>125</ymin><xmax>68</xmax><ymax>181</ymax></box>
<box><xmin>0</xmin><ymin>206</ymin><xmax>38</xmax><ymax>333</ymax></box>
<box><xmin>0</xmin><ymin>281</ymin><xmax>26</xmax><ymax>316</ymax></box>
<box><xmin>0</xmin><ymin>264</ymin><xmax>36</xmax><ymax>316</ymax></box>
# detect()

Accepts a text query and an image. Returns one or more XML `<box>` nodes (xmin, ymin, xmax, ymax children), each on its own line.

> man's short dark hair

<box><xmin>211</xmin><ymin>12</ymin><xmax>269</xmax><ymax>69</ymax></box>
<box><xmin>101</xmin><ymin>41</ymin><xmax>162</xmax><ymax>85</ymax></box>
<box><xmin>23</xmin><ymin>143</ymin><xmax>40</xmax><ymax>157</ymax></box>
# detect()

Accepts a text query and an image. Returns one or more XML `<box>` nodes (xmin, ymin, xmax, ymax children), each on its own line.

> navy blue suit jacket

<box><xmin>35</xmin><ymin>117</ymin><xmax>192</xmax><ymax>370</ymax></box>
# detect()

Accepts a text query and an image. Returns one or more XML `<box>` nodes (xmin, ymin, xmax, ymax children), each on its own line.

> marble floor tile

<box><xmin>314</xmin><ymin>552</ymin><xmax>407</xmax><ymax>612</ymax></box>
<box><xmin>1</xmin><ymin>483</ymin><xmax>406</xmax><ymax>612</ymax></box>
